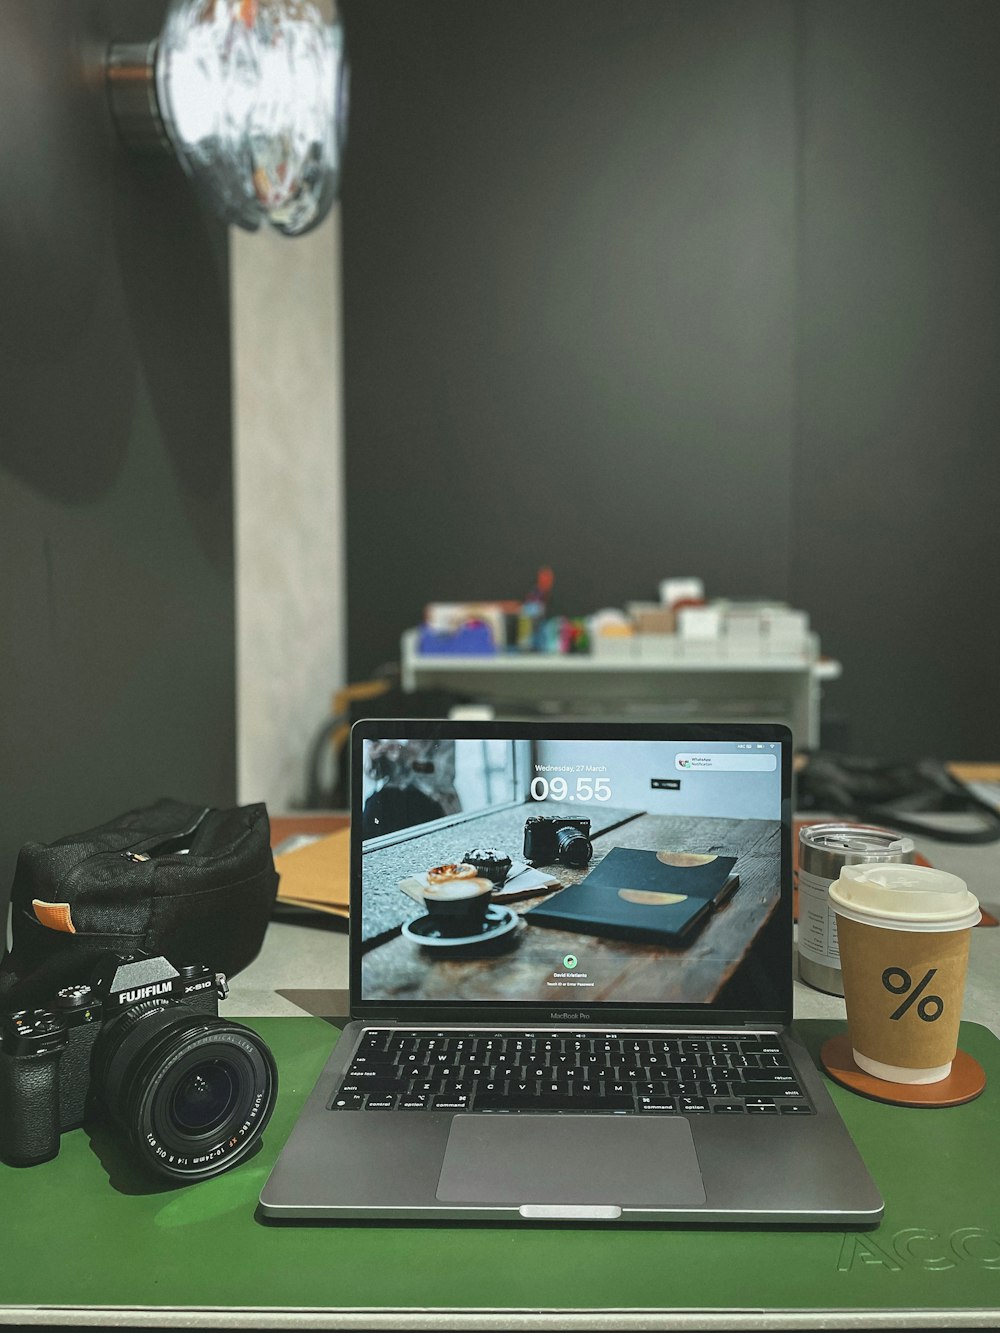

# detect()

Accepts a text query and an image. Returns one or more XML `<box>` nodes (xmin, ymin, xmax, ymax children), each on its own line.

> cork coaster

<box><xmin>820</xmin><ymin>1032</ymin><xmax>986</xmax><ymax>1108</ymax></box>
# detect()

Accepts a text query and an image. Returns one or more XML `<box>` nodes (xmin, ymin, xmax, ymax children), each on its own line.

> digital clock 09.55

<box><xmin>529</xmin><ymin>775</ymin><xmax>611</xmax><ymax>802</ymax></box>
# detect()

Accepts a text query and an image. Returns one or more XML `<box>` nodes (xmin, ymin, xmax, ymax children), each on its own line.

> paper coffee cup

<box><xmin>829</xmin><ymin>864</ymin><xmax>980</xmax><ymax>1084</ymax></box>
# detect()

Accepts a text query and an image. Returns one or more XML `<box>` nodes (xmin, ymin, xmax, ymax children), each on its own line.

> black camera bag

<box><xmin>0</xmin><ymin>799</ymin><xmax>279</xmax><ymax>1008</ymax></box>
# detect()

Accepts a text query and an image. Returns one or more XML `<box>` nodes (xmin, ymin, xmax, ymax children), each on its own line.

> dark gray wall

<box><xmin>0</xmin><ymin>1</ymin><xmax>236</xmax><ymax>920</ymax></box>
<box><xmin>342</xmin><ymin>0</ymin><xmax>797</xmax><ymax>659</ymax></box>
<box><xmin>791</xmin><ymin>0</ymin><xmax>1000</xmax><ymax>757</ymax></box>
<box><xmin>341</xmin><ymin>0</ymin><xmax>1000</xmax><ymax>760</ymax></box>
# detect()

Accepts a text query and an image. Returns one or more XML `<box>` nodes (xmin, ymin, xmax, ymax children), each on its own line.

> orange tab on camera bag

<box><xmin>32</xmin><ymin>899</ymin><xmax>76</xmax><ymax>934</ymax></box>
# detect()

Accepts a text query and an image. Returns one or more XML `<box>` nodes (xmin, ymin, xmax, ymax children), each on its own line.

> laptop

<box><xmin>260</xmin><ymin>718</ymin><xmax>883</xmax><ymax>1224</ymax></box>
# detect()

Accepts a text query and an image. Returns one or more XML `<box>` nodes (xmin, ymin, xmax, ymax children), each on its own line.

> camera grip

<box><xmin>0</xmin><ymin>1046</ymin><xmax>63</xmax><ymax>1166</ymax></box>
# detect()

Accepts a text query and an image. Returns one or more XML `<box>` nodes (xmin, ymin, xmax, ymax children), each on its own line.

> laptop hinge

<box><xmin>361</xmin><ymin>1018</ymin><xmax>785</xmax><ymax>1032</ymax></box>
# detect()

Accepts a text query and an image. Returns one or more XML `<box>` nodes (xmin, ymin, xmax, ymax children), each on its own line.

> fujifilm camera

<box><xmin>0</xmin><ymin>954</ymin><xmax>276</xmax><ymax>1181</ymax></box>
<box><xmin>523</xmin><ymin>815</ymin><xmax>593</xmax><ymax>868</ymax></box>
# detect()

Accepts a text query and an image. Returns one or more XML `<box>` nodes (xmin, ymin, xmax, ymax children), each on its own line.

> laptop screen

<box><xmin>351</xmin><ymin>721</ymin><xmax>792</xmax><ymax>1024</ymax></box>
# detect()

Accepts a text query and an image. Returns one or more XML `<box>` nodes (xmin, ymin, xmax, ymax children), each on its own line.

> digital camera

<box><xmin>523</xmin><ymin>815</ymin><xmax>593</xmax><ymax>868</ymax></box>
<box><xmin>0</xmin><ymin>954</ymin><xmax>277</xmax><ymax>1181</ymax></box>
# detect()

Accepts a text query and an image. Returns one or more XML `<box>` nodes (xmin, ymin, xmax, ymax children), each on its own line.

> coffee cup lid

<box><xmin>829</xmin><ymin>862</ymin><xmax>981</xmax><ymax>932</ymax></box>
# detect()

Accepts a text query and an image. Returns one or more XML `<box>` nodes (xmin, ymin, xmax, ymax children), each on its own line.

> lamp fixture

<box><xmin>107</xmin><ymin>0</ymin><xmax>348</xmax><ymax>237</ymax></box>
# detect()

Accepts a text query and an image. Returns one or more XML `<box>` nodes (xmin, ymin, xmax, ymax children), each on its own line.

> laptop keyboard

<box><xmin>330</xmin><ymin>1031</ymin><xmax>814</xmax><ymax>1116</ymax></box>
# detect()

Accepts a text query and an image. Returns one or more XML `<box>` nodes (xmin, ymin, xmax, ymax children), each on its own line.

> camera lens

<box><xmin>170</xmin><ymin>1059</ymin><xmax>238</xmax><ymax>1136</ymax></box>
<box><xmin>96</xmin><ymin>1006</ymin><xmax>277</xmax><ymax>1180</ymax></box>
<box><xmin>555</xmin><ymin>824</ymin><xmax>593</xmax><ymax>867</ymax></box>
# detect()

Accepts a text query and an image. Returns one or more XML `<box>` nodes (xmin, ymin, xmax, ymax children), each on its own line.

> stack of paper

<box><xmin>275</xmin><ymin>828</ymin><xmax>351</xmax><ymax>919</ymax></box>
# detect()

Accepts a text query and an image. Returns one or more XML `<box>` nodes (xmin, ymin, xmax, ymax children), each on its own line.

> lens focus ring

<box><xmin>97</xmin><ymin>1009</ymin><xmax>277</xmax><ymax>1180</ymax></box>
<box><xmin>555</xmin><ymin>824</ymin><xmax>592</xmax><ymax>867</ymax></box>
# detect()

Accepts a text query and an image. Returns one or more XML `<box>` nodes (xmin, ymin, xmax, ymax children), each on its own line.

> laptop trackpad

<box><xmin>436</xmin><ymin>1114</ymin><xmax>706</xmax><ymax>1208</ymax></box>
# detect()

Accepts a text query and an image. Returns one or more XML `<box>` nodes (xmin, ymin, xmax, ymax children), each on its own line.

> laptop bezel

<box><xmin>349</xmin><ymin>718</ymin><xmax>793</xmax><ymax>1028</ymax></box>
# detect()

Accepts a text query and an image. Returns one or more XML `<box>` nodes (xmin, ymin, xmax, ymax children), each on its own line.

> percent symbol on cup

<box><xmin>882</xmin><ymin>967</ymin><xmax>944</xmax><ymax>1022</ymax></box>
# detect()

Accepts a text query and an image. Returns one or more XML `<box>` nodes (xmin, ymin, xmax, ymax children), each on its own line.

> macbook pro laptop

<box><xmin>260</xmin><ymin>719</ymin><xmax>883</xmax><ymax>1224</ymax></box>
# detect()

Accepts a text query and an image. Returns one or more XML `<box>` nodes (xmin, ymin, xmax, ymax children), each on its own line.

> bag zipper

<box><xmin>48</xmin><ymin>809</ymin><xmax>213</xmax><ymax>899</ymax></box>
<box><xmin>28</xmin><ymin>809</ymin><xmax>218</xmax><ymax>933</ymax></box>
<box><xmin>121</xmin><ymin>807</ymin><xmax>212</xmax><ymax>862</ymax></box>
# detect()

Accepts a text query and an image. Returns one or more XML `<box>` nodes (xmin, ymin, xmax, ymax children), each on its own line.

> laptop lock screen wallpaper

<box><xmin>356</xmin><ymin>734</ymin><xmax>787</xmax><ymax>1012</ymax></box>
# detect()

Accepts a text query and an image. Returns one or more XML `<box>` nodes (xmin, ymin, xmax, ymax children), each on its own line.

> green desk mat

<box><xmin>2</xmin><ymin>1019</ymin><xmax>998</xmax><ymax>1323</ymax></box>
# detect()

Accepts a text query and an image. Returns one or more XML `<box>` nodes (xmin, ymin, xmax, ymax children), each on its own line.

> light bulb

<box><xmin>108</xmin><ymin>0</ymin><xmax>348</xmax><ymax>237</ymax></box>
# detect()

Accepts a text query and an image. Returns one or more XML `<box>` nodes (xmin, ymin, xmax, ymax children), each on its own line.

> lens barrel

<box><xmin>555</xmin><ymin>824</ymin><xmax>593</xmax><ymax>867</ymax></box>
<box><xmin>97</xmin><ymin>1005</ymin><xmax>277</xmax><ymax>1180</ymax></box>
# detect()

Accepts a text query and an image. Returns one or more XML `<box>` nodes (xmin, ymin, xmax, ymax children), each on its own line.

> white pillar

<box><xmin>231</xmin><ymin>212</ymin><xmax>346</xmax><ymax>808</ymax></box>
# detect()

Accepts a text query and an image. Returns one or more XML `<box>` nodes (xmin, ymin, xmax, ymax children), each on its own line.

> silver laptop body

<box><xmin>260</xmin><ymin>719</ymin><xmax>883</xmax><ymax>1225</ymax></box>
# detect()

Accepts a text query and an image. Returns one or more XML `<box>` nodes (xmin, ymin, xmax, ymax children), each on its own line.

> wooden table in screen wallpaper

<box><xmin>360</xmin><ymin>810</ymin><xmax>781</xmax><ymax>1005</ymax></box>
